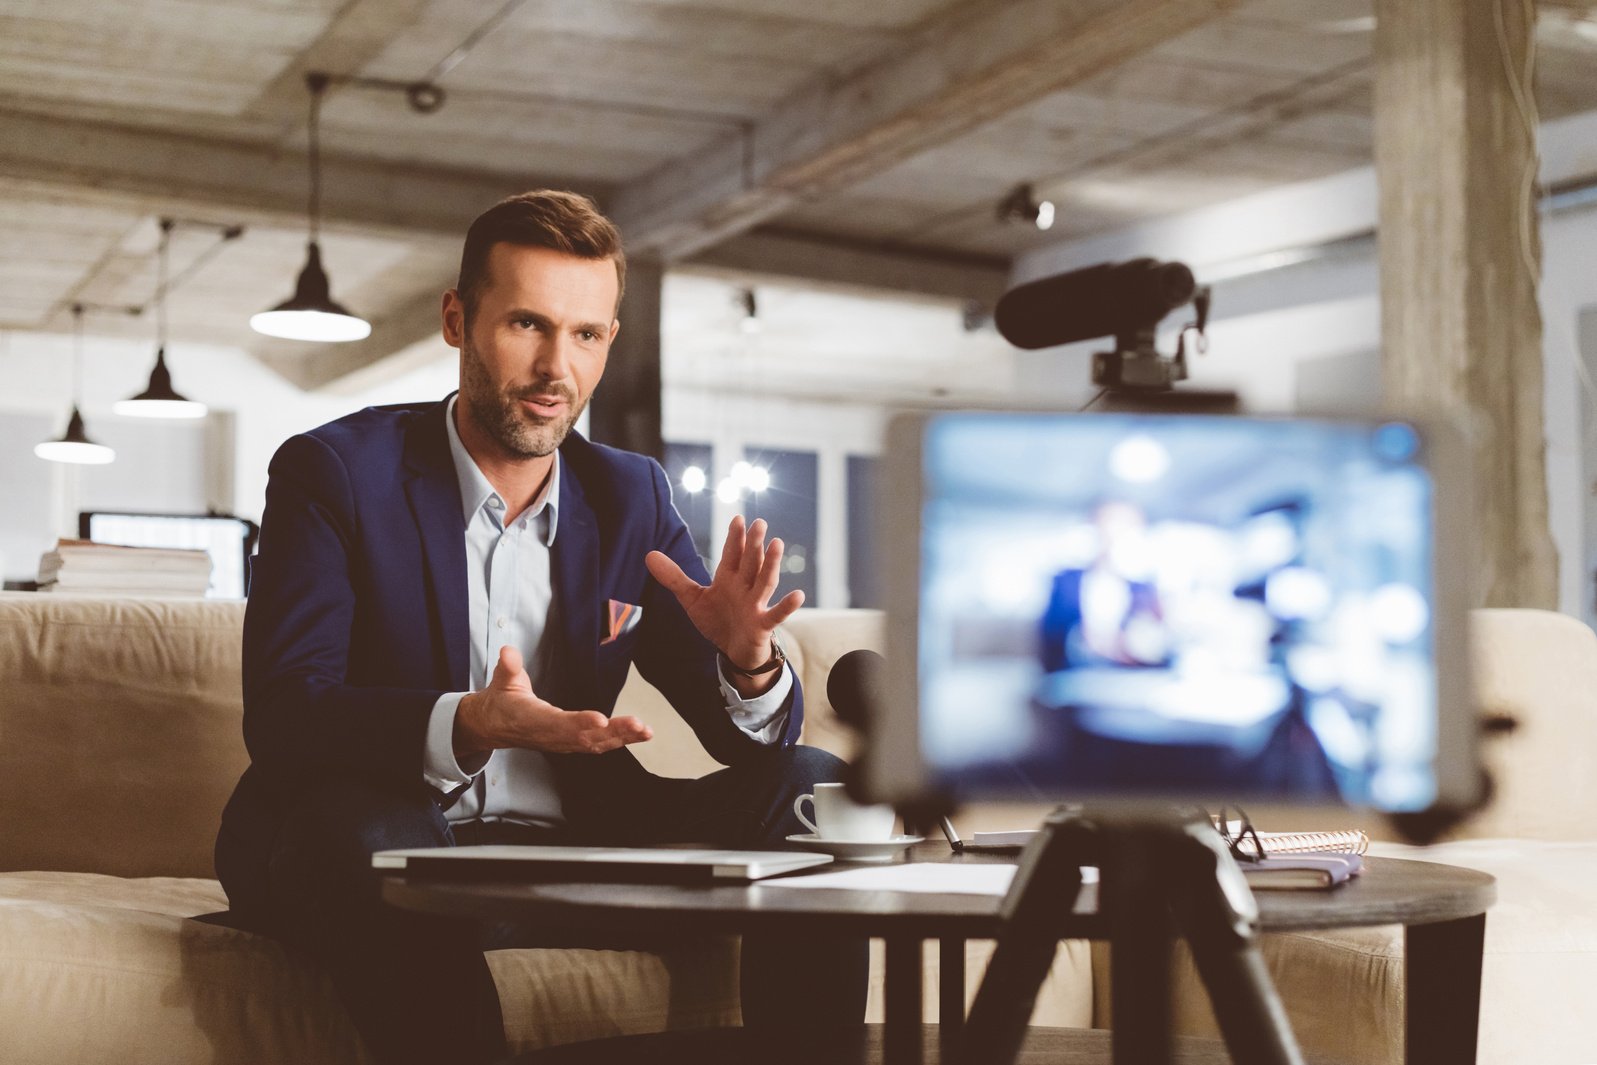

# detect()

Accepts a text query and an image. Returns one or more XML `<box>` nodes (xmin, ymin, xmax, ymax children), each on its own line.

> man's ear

<box><xmin>608</xmin><ymin>319</ymin><xmax>621</xmax><ymax>345</ymax></box>
<box><xmin>441</xmin><ymin>289</ymin><xmax>465</xmax><ymax>348</ymax></box>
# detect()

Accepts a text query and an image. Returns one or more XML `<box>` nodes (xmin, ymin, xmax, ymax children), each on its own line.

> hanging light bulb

<box><xmin>36</xmin><ymin>304</ymin><xmax>115</xmax><ymax>465</ymax></box>
<box><xmin>115</xmin><ymin>219</ymin><xmax>207</xmax><ymax>419</ymax></box>
<box><xmin>250</xmin><ymin>72</ymin><xmax>371</xmax><ymax>343</ymax></box>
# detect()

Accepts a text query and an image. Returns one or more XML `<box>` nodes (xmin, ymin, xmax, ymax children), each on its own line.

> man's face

<box><xmin>443</xmin><ymin>243</ymin><xmax>620</xmax><ymax>461</ymax></box>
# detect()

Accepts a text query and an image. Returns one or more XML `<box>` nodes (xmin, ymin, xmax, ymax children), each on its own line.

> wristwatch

<box><xmin>720</xmin><ymin>637</ymin><xmax>786</xmax><ymax>678</ymax></box>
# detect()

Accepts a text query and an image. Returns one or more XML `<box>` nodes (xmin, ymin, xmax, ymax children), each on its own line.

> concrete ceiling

<box><xmin>3</xmin><ymin>0</ymin><xmax>1596</xmax><ymax>391</ymax></box>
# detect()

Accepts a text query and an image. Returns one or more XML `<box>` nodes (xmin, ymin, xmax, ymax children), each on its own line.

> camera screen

<box><xmin>916</xmin><ymin>413</ymin><xmax>1441</xmax><ymax>810</ymax></box>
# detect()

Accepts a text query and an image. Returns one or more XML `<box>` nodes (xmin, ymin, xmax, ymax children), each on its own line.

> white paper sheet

<box><xmin>763</xmin><ymin>863</ymin><xmax>1099</xmax><ymax>897</ymax></box>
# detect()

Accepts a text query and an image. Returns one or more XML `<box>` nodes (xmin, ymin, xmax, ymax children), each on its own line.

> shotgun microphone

<box><xmin>994</xmin><ymin>258</ymin><xmax>1197</xmax><ymax>350</ymax></box>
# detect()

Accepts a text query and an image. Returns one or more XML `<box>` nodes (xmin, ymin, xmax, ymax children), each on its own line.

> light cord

<box><xmin>307</xmin><ymin>77</ymin><xmax>324</xmax><ymax>243</ymax></box>
<box><xmin>156</xmin><ymin>219</ymin><xmax>172</xmax><ymax>353</ymax></box>
<box><xmin>71</xmin><ymin>303</ymin><xmax>85</xmax><ymax>407</ymax></box>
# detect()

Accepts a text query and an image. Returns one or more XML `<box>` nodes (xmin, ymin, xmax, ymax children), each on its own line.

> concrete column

<box><xmin>1374</xmin><ymin>0</ymin><xmax>1557</xmax><ymax>607</ymax></box>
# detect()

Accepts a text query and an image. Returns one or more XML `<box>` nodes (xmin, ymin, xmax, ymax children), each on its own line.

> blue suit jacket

<box><xmin>217</xmin><ymin>398</ymin><xmax>802</xmax><ymax>889</ymax></box>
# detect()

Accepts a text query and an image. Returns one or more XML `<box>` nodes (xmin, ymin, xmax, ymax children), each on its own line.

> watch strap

<box><xmin>720</xmin><ymin>639</ymin><xmax>786</xmax><ymax>677</ymax></box>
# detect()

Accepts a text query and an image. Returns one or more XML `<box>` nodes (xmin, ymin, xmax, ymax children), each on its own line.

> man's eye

<box><xmin>579</xmin><ymin>331</ymin><xmax>599</xmax><ymax>342</ymax></box>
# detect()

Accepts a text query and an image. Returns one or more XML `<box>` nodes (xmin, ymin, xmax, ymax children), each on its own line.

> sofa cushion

<box><xmin>0</xmin><ymin>871</ymin><xmax>739</xmax><ymax>1064</ymax></box>
<box><xmin>0</xmin><ymin>594</ymin><xmax>251</xmax><ymax>879</ymax></box>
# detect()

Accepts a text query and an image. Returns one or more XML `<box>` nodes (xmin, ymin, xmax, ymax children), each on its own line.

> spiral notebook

<box><xmin>1222</xmin><ymin>824</ymin><xmax>1370</xmax><ymax>859</ymax></box>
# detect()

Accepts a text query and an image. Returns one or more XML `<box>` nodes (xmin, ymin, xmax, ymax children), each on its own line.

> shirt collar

<box><xmin>444</xmin><ymin>394</ymin><xmax>560</xmax><ymax>545</ymax></box>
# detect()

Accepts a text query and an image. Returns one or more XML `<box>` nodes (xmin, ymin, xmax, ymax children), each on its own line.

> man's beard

<box><xmin>459</xmin><ymin>337</ymin><xmax>586</xmax><ymax>459</ymax></box>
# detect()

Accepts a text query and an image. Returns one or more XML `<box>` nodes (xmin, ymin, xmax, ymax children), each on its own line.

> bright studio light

<box><xmin>680</xmin><ymin>465</ymin><xmax>707</xmax><ymax>494</ymax></box>
<box><xmin>746</xmin><ymin>466</ymin><xmax>770</xmax><ymax>492</ymax></box>
<box><xmin>113</xmin><ymin>397</ymin><xmax>208</xmax><ymax>420</ymax></box>
<box><xmin>34</xmin><ymin>435</ymin><xmax>115</xmax><ymax>465</ymax></box>
<box><xmin>249</xmin><ymin>305</ymin><xmax>372</xmax><ymax>343</ymax></box>
<box><xmin>1109</xmin><ymin>435</ymin><xmax>1170</xmax><ymax>483</ymax></box>
<box><xmin>715</xmin><ymin>477</ymin><xmax>741</xmax><ymax>503</ymax></box>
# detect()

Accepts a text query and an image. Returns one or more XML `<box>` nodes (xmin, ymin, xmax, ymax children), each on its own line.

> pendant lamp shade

<box><xmin>35</xmin><ymin>407</ymin><xmax>116</xmax><ymax>465</ymax></box>
<box><xmin>113</xmin><ymin>346</ymin><xmax>207</xmax><ymax>419</ymax></box>
<box><xmin>37</xmin><ymin>304</ymin><xmax>116</xmax><ymax>464</ymax></box>
<box><xmin>117</xmin><ymin>219</ymin><xmax>207</xmax><ymax>419</ymax></box>
<box><xmin>249</xmin><ymin>241</ymin><xmax>371</xmax><ymax>341</ymax></box>
<box><xmin>251</xmin><ymin>72</ymin><xmax>370</xmax><ymax>343</ymax></box>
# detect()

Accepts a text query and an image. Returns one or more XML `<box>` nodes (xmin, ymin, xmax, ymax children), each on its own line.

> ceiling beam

<box><xmin>684</xmin><ymin>228</ymin><xmax>1010</xmax><ymax>307</ymax></box>
<box><xmin>242</xmin><ymin>0</ymin><xmax>434</xmax><ymax>129</ymax></box>
<box><xmin>0</xmin><ymin>109</ymin><xmax>574</xmax><ymax>240</ymax></box>
<box><xmin>610</xmin><ymin>0</ymin><xmax>1244</xmax><ymax>259</ymax></box>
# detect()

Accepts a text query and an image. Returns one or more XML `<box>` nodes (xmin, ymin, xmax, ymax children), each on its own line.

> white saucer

<box><xmin>784</xmin><ymin>834</ymin><xmax>924</xmax><ymax>862</ymax></box>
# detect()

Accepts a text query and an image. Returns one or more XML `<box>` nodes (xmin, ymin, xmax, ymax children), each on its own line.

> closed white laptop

<box><xmin>372</xmin><ymin>845</ymin><xmax>834</xmax><ymax>882</ymax></box>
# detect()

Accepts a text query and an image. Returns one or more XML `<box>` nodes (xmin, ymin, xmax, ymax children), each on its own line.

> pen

<box><xmin>939</xmin><ymin>816</ymin><xmax>964</xmax><ymax>853</ymax></box>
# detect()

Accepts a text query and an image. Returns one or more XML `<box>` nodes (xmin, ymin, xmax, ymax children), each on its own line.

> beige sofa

<box><xmin>4</xmin><ymin>593</ymin><xmax>1595</xmax><ymax>1064</ymax></box>
<box><xmin>0</xmin><ymin>594</ymin><xmax>1087</xmax><ymax>1064</ymax></box>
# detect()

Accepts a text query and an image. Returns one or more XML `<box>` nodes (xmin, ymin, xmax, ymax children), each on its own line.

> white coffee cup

<box><xmin>793</xmin><ymin>782</ymin><xmax>897</xmax><ymax>841</ymax></box>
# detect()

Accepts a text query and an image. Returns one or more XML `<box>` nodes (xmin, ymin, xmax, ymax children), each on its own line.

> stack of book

<box><xmin>1229</xmin><ymin>826</ymin><xmax>1370</xmax><ymax>890</ymax></box>
<box><xmin>37</xmin><ymin>539</ymin><xmax>212</xmax><ymax>597</ymax></box>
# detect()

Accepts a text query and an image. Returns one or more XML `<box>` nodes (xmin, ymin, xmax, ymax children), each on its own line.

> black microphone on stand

<box><xmin>824</xmin><ymin>648</ymin><xmax>885</xmax><ymax>731</ymax></box>
<box><xmin>825</xmin><ymin>649</ymin><xmax>965</xmax><ymax>851</ymax></box>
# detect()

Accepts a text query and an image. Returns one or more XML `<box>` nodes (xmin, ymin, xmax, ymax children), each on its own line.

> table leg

<box><xmin>886</xmin><ymin>935</ymin><xmax>924</xmax><ymax>1065</ymax></box>
<box><xmin>1405</xmin><ymin>914</ymin><xmax>1486</xmax><ymax>1065</ymax></box>
<box><xmin>940</xmin><ymin>937</ymin><xmax>966</xmax><ymax>1060</ymax></box>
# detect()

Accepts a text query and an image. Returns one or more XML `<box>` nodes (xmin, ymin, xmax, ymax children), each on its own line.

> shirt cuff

<box><xmin>423</xmin><ymin>691</ymin><xmax>489</xmax><ymax>792</ymax></box>
<box><xmin>718</xmin><ymin>660</ymin><xmax>794</xmax><ymax>744</ymax></box>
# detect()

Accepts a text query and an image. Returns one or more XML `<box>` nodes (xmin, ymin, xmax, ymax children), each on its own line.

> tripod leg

<box><xmin>955</xmin><ymin>817</ymin><xmax>1093</xmax><ymax>1065</ymax></box>
<box><xmin>1103</xmin><ymin>831</ymin><xmax>1175</xmax><ymax>1065</ymax></box>
<box><xmin>1168</xmin><ymin>823</ymin><xmax>1305</xmax><ymax>1065</ymax></box>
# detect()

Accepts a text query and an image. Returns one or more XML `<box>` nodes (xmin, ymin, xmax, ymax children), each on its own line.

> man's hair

<box><xmin>457</xmin><ymin>189</ymin><xmax>626</xmax><ymax>320</ymax></box>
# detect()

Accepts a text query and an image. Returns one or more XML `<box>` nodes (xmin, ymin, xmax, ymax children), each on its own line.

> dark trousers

<box><xmin>224</xmin><ymin>746</ymin><xmax>866</xmax><ymax>1065</ymax></box>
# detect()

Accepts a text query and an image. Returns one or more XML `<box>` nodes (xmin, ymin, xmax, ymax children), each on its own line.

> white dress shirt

<box><xmin>421</xmin><ymin>396</ymin><xmax>793</xmax><ymax>825</ymax></box>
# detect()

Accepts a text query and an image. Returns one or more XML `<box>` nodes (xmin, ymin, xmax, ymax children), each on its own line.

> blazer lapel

<box><xmin>551</xmin><ymin>448</ymin><xmax>600</xmax><ymax>706</ymax></box>
<box><xmin>403</xmin><ymin>402</ymin><xmax>470</xmax><ymax>691</ymax></box>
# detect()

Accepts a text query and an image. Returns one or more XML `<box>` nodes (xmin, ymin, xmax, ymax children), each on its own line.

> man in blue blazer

<box><xmin>215</xmin><ymin>190</ymin><xmax>863</xmax><ymax>1063</ymax></box>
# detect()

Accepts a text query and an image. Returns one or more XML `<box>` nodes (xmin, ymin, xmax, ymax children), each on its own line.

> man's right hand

<box><xmin>453</xmin><ymin>645</ymin><xmax>652</xmax><ymax>761</ymax></box>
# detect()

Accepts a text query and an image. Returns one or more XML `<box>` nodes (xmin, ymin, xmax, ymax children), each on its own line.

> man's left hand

<box><xmin>646</xmin><ymin>515</ymin><xmax>802</xmax><ymax>684</ymax></box>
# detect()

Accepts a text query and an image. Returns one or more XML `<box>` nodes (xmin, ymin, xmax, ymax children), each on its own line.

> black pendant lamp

<box><xmin>36</xmin><ymin>304</ymin><xmax>116</xmax><ymax>464</ymax></box>
<box><xmin>250</xmin><ymin>72</ymin><xmax>371</xmax><ymax>343</ymax></box>
<box><xmin>115</xmin><ymin>218</ymin><xmax>206</xmax><ymax>419</ymax></box>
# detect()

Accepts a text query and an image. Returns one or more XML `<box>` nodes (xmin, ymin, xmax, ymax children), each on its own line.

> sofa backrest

<box><xmin>3</xmin><ymin>595</ymin><xmax>1592</xmax><ymax>881</ymax></box>
<box><xmin>0</xmin><ymin>595</ymin><xmax>886</xmax><ymax>879</ymax></box>
<box><xmin>1465</xmin><ymin>608</ymin><xmax>1597</xmax><ymax>841</ymax></box>
<box><xmin>0</xmin><ymin>593</ymin><xmax>249</xmax><ymax>879</ymax></box>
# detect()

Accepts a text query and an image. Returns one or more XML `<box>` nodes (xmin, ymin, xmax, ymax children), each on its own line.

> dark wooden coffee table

<box><xmin>381</xmin><ymin>842</ymin><xmax>1494</xmax><ymax>1065</ymax></box>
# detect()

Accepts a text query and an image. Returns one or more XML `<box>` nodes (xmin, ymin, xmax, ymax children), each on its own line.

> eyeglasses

<box><xmin>1212</xmin><ymin>805</ymin><xmax>1264</xmax><ymax>863</ymax></box>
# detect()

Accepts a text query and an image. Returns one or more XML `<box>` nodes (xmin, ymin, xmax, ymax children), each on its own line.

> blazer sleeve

<box><xmin>241</xmin><ymin>433</ymin><xmax>444</xmax><ymax>790</ymax></box>
<box><xmin>628</xmin><ymin>458</ymin><xmax>805</xmax><ymax>764</ymax></box>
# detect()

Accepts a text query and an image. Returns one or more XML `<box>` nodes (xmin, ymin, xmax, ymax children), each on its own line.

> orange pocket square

<box><xmin>601</xmin><ymin>599</ymin><xmax>643</xmax><ymax>644</ymax></box>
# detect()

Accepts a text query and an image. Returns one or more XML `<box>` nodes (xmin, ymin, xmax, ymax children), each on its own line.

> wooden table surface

<box><xmin>382</xmin><ymin>842</ymin><xmax>1496</xmax><ymax>940</ymax></box>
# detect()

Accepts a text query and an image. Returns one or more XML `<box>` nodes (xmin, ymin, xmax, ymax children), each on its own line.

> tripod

<box><xmin>955</xmin><ymin>807</ymin><xmax>1305</xmax><ymax>1065</ymax></box>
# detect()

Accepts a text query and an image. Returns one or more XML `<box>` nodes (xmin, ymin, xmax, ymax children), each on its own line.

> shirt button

<box><xmin>490</xmin><ymin>776</ymin><xmax>501</xmax><ymax>787</ymax></box>
<box><xmin>496</xmin><ymin>617</ymin><xmax>507</xmax><ymax>630</ymax></box>
<box><xmin>488</xmin><ymin>497</ymin><xmax>503</xmax><ymax>510</ymax></box>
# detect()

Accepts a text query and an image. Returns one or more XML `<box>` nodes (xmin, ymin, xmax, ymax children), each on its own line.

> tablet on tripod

<box><xmin>864</xmin><ymin>410</ymin><xmax>1481</xmax><ymax>819</ymax></box>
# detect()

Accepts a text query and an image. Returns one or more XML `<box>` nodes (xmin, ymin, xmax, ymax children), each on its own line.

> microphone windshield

<box><xmin>995</xmin><ymin>258</ymin><xmax>1197</xmax><ymax>350</ymax></box>
<box><xmin>826</xmin><ymin>649</ymin><xmax>886</xmax><ymax>730</ymax></box>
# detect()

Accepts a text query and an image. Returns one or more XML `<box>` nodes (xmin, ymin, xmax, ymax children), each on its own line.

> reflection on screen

<box><xmin>918</xmin><ymin>415</ymin><xmax>1436</xmax><ymax>810</ymax></box>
